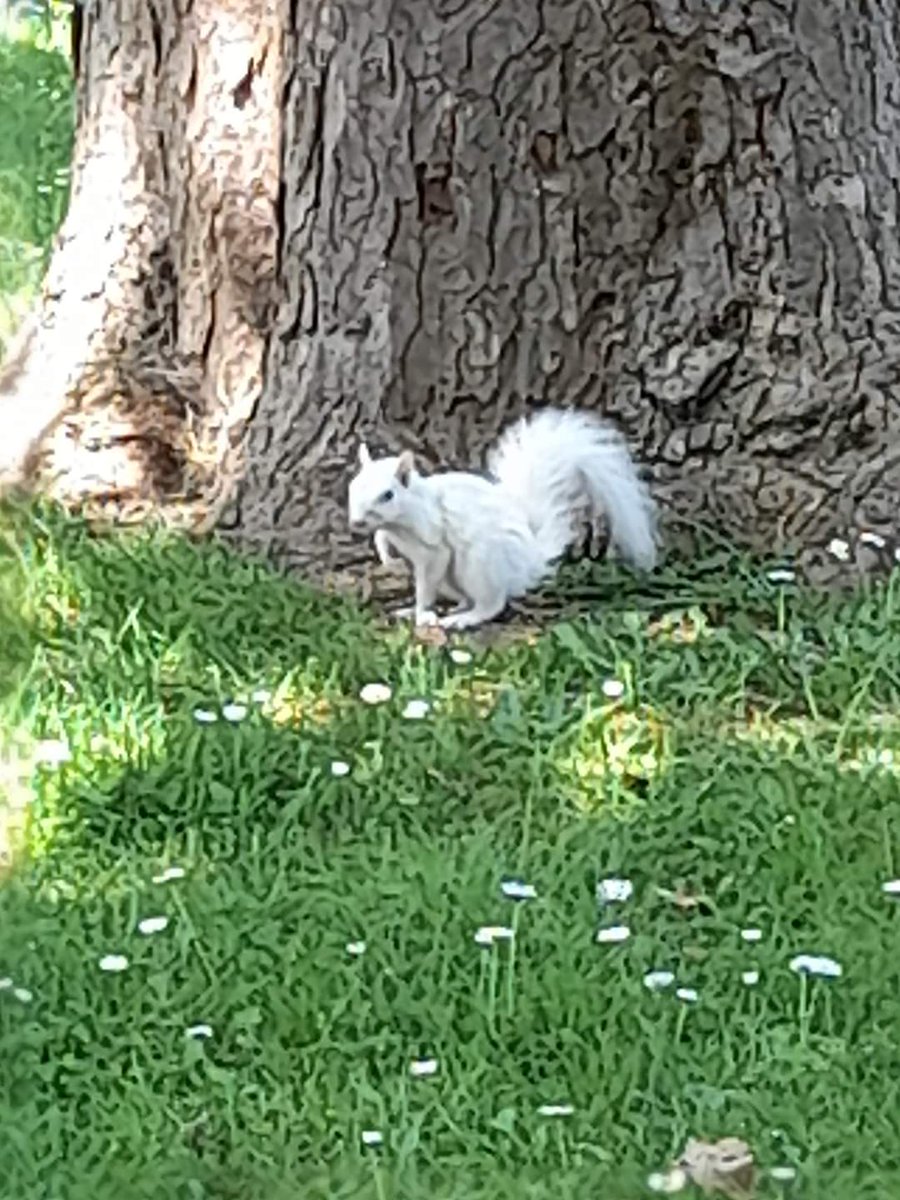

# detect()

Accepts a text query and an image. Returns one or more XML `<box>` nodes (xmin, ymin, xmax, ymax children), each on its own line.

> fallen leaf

<box><xmin>677</xmin><ymin>1137</ymin><xmax>755</xmax><ymax>1198</ymax></box>
<box><xmin>656</xmin><ymin>885</ymin><xmax>713</xmax><ymax>914</ymax></box>
<box><xmin>413</xmin><ymin>623</ymin><xmax>449</xmax><ymax>647</ymax></box>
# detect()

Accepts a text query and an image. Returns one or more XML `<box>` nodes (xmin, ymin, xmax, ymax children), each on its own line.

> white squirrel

<box><xmin>347</xmin><ymin>407</ymin><xmax>658</xmax><ymax>630</ymax></box>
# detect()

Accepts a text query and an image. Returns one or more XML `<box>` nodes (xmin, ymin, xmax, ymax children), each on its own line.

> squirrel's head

<box><xmin>348</xmin><ymin>443</ymin><xmax>416</xmax><ymax>531</ymax></box>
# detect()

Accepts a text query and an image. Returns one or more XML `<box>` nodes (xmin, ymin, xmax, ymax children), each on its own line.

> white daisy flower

<box><xmin>789</xmin><ymin>954</ymin><xmax>842</xmax><ymax>978</ymax></box>
<box><xmin>675</xmin><ymin>987</ymin><xmax>699</xmax><ymax>1002</ymax></box>
<box><xmin>193</xmin><ymin>708</ymin><xmax>218</xmax><ymax>724</ymax></box>
<box><xmin>185</xmin><ymin>1024</ymin><xmax>213</xmax><ymax>1039</ymax></box>
<box><xmin>859</xmin><ymin>531</ymin><xmax>886</xmax><ymax>549</ymax></box>
<box><xmin>882</xmin><ymin>880</ymin><xmax>900</xmax><ymax>895</ymax></box>
<box><xmin>137</xmin><ymin>916</ymin><xmax>169</xmax><ymax>936</ymax></box>
<box><xmin>12</xmin><ymin>986</ymin><xmax>32</xmax><ymax>1003</ymax></box>
<box><xmin>401</xmin><ymin>699</ymin><xmax>431</xmax><ymax>720</ymax></box>
<box><xmin>596</xmin><ymin>877</ymin><xmax>633</xmax><ymax>903</ymax></box>
<box><xmin>501</xmin><ymin>880</ymin><xmax>537</xmax><ymax>900</ymax></box>
<box><xmin>98</xmin><ymin>954</ymin><xmax>129</xmax><ymax>973</ymax></box>
<box><xmin>740</xmin><ymin>927</ymin><xmax>763</xmax><ymax>943</ymax></box>
<box><xmin>410</xmin><ymin>1058</ymin><xmax>439</xmax><ymax>1077</ymax></box>
<box><xmin>767</xmin><ymin>568</ymin><xmax>796</xmax><ymax>584</ymax></box>
<box><xmin>0</xmin><ymin>978</ymin><xmax>12</xmax><ymax>991</ymax></box>
<box><xmin>34</xmin><ymin>739</ymin><xmax>71</xmax><ymax>766</ymax></box>
<box><xmin>222</xmin><ymin>703</ymin><xmax>248</xmax><ymax>722</ymax></box>
<box><xmin>647</xmin><ymin>1167</ymin><xmax>688</xmax><ymax>1193</ymax></box>
<box><xmin>537</xmin><ymin>1104</ymin><xmax>574</xmax><ymax>1117</ymax></box>
<box><xmin>152</xmin><ymin>866</ymin><xmax>185</xmax><ymax>883</ymax></box>
<box><xmin>741</xmin><ymin>970</ymin><xmax>760</xmax><ymax>987</ymax></box>
<box><xmin>769</xmin><ymin>1166</ymin><xmax>797</xmax><ymax>1181</ymax></box>
<box><xmin>474</xmin><ymin>926</ymin><xmax>515</xmax><ymax>946</ymax></box>
<box><xmin>595</xmin><ymin>925</ymin><xmax>631</xmax><ymax>944</ymax></box>
<box><xmin>602</xmin><ymin>678</ymin><xmax>625</xmax><ymax>699</ymax></box>
<box><xmin>449</xmin><ymin>649</ymin><xmax>472</xmax><ymax>665</ymax></box>
<box><xmin>361</xmin><ymin>1130</ymin><xmax>384</xmax><ymax>1147</ymax></box>
<box><xmin>251</xmin><ymin>689</ymin><xmax>271</xmax><ymax>704</ymax></box>
<box><xmin>359</xmin><ymin>683</ymin><xmax>392</xmax><ymax>705</ymax></box>
<box><xmin>643</xmin><ymin>970</ymin><xmax>675</xmax><ymax>991</ymax></box>
<box><xmin>345</xmin><ymin>940</ymin><xmax>367</xmax><ymax>956</ymax></box>
<box><xmin>827</xmin><ymin>538</ymin><xmax>851</xmax><ymax>561</ymax></box>
<box><xmin>330</xmin><ymin>760</ymin><xmax>351</xmax><ymax>777</ymax></box>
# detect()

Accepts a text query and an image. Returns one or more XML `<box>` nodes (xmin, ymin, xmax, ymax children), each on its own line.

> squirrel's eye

<box><xmin>379</xmin><ymin>489</ymin><xmax>394</xmax><ymax>503</ymax></box>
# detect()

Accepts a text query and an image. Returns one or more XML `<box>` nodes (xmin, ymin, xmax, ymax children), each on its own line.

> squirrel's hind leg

<box><xmin>438</xmin><ymin>578</ymin><xmax>509</xmax><ymax>630</ymax></box>
<box><xmin>437</xmin><ymin>579</ymin><xmax>468</xmax><ymax>606</ymax></box>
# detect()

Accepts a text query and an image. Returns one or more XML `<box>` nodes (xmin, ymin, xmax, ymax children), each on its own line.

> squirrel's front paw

<box><xmin>438</xmin><ymin>610</ymin><xmax>481</xmax><ymax>631</ymax></box>
<box><xmin>373</xmin><ymin>531</ymin><xmax>392</xmax><ymax>565</ymax></box>
<box><xmin>390</xmin><ymin>606</ymin><xmax>437</xmax><ymax>625</ymax></box>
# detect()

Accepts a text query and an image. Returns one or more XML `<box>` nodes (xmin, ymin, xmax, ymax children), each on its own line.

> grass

<box><xmin>3</xmin><ymin>7</ymin><xmax>900</xmax><ymax>1197</ymax></box>
<box><xmin>2</xmin><ymin>500</ymin><xmax>900</xmax><ymax>1199</ymax></box>
<box><xmin>0</xmin><ymin>3</ymin><xmax>73</xmax><ymax>355</ymax></box>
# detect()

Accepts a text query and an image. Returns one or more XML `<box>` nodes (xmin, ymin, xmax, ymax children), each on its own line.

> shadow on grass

<box><xmin>2</xmin><ymin>501</ymin><xmax>900</xmax><ymax>1197</ymax></box>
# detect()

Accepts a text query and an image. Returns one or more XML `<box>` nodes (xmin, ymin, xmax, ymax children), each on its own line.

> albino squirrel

<box><xmin>347</xmin><ymin>407</ymin><xmax>658</xmax><ymax>630</ymax></box>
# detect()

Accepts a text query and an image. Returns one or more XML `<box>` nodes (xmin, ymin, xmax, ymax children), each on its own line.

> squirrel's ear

<box><xmin>396</xmin><ymin>450</ymin><xmax>415</xmax><ymax>485</ymax></box>
<box><xmin>358</xmin><ymin>442</ymin><xmax>371</xmax><ymax>467</ymax></box>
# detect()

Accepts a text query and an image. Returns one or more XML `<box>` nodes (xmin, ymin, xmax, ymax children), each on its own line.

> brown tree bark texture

<box><xmin>3</xmin><ymin>0</ymin><xmax>900</xmax><ymax>587</ymax></box>
<box><xmin>0</xmin><ymin>0</ymin><xmax>282</xmax><ymax>524</ymax></box>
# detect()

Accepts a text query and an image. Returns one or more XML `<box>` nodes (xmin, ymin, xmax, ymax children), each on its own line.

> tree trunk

<box><xmin>0</xmin><ymin>0</ymin><xmax>282</xmax><ymax>528</ymax></box>
<box><xmin>3</xmin><ymin>0</ymin><xmax>900</xmax><ymax>587</ymax></box>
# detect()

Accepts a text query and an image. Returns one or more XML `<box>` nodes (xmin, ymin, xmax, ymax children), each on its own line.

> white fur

<box><xmin>487</xmin><ymin>408</ymin><xmax>658</xmax><ymax>571</ymax></box>
<box><xmin>347</xmin><ymin>408</ymin><xmax>658</xmax><ymax>629</ymax></box>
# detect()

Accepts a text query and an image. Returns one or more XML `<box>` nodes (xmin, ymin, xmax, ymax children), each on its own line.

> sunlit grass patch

<box><xmin>646</xmin><ymin>605</ymin><xmax>713</xmax><ymax>644</ymax></box>
<box><xmin>555</xmin><ymin>700</ymin><xmax>668</xmax><ymax>817</ymax></box>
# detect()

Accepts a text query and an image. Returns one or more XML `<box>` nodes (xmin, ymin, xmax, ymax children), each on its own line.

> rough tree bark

<box><xmin>3</xmin><ymin>0</ymin><xmax>899</xmax><ymax>589</ymax></box>
<box><xmin>0</xmin><ymin>0</ymin><xmax>282</xmax><ymax>527</ymax></box>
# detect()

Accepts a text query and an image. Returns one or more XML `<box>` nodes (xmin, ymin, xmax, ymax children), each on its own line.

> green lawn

<box><xmin>2</xmin><ymin>501</ymin><xmax>900</xmax><ymax>1199</ymax></box>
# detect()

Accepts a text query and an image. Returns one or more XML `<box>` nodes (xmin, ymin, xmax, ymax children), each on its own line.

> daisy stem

<box><xmin>798</xmin><ymin>973</ymin><xmax>809</xmax><ymax>1044</ymax></box>
<box><xmin>504</xmin><ymin>906</ymin><xmax>520</xmax><ymax>1018</ymax></box>
<box><xmin>748</xmin><ymin>988</ymin><xmax>759</xmax><ymax>1070</ymax></box>
<box><xmin>487</xmin><ymin>942</ymin><xmax>499</xmax><ymax>1032</ymax></box>
<box><xmin>370</xmin><ymin>1158</ymin><xmax>388</xmax><ymax>1200</ymax></box>
<box><xmin>477</xmin><ymin>946</ymin><xmax>487</xmax><ymax>994</ymax></box>
<box><xmin>674</xmin><ymin>1002</ymin><xmax>688</xmax><ymax>1043</ymax></box>
<box><xmin>555</xmin><ymin>1121</ymin><xmax>568</xmax><ymax>1169</ymax></box>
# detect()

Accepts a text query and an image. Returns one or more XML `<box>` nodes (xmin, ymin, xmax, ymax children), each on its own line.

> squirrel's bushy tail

<box><xmin>487</xmin><ymin>408</ymin><xmax>658</xmax><ymax>571</ymax></box>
